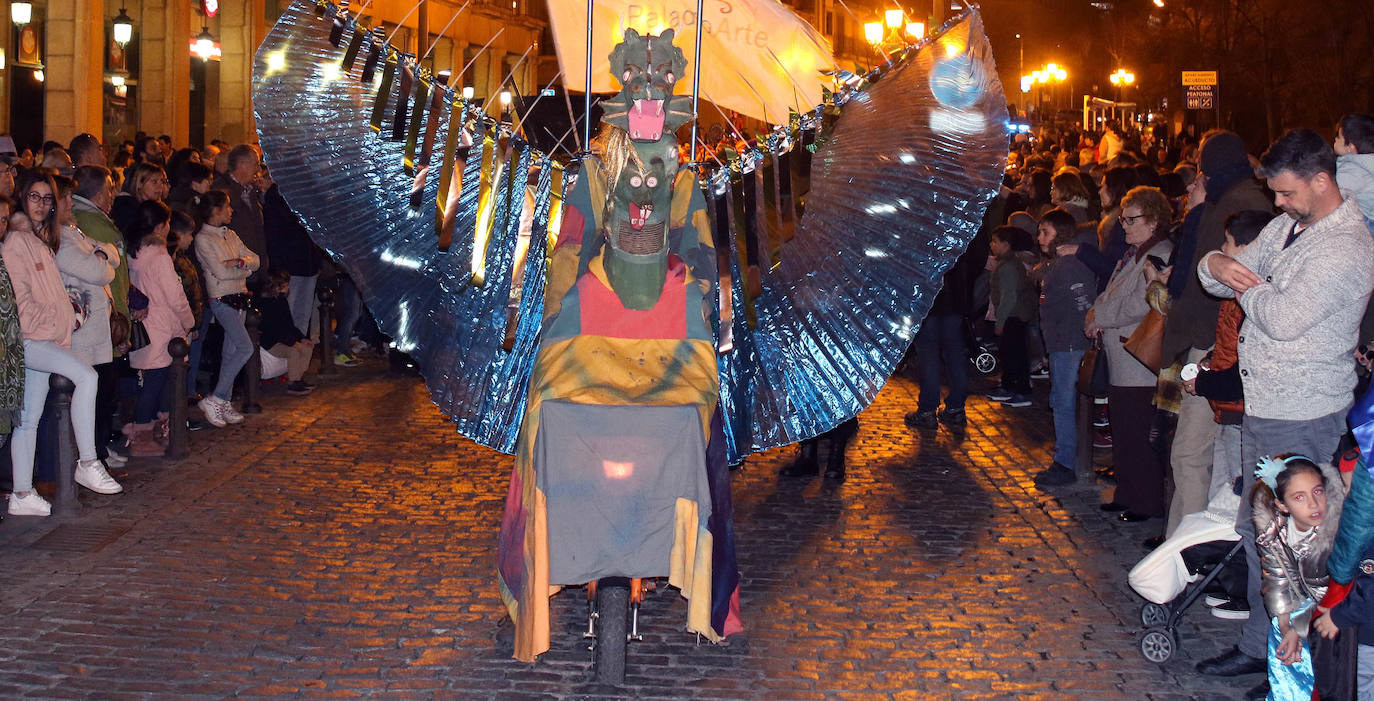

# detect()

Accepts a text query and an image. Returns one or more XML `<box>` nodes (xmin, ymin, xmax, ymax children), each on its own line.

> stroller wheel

<box><xmin>1140</xmin><ymin>603</ymin><xmax>1170</xmax><ymax>627</ymax></box>
<box><xmin>973</xmin><ymin>351</ymin><xmax>997</xmax><ymax>375</ymax></box>
<box><xmin>1139</xmin><ymin>627</ymin><xmax>1176</xmax><ymax>664</ymax></box>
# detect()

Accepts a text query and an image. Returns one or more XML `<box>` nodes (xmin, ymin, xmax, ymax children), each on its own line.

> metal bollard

<box><xmin>317</xmin><ymin>285</ymin><xmax>336</xmax><ymax>376</ymax></box>
<box><xmin>48</xmin><ymin>374</ymin><xmax>79</xmax><ymax>516</ymax></box>
<box><xmin>241</xmin><ymin>307</ymin><xmax>263</xmax><ymax>414</ymax></box>
<box><xmin>167</xmin><ymin>338</ymin><xmax>190</xmax><ymax>459</ymax></box>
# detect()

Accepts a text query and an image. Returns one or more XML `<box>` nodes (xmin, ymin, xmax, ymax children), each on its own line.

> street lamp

<box><xmin>193</xmin><ymin>27</ymin><xmax>216</xmax><ymax>60</ymax></box>
<box><xmin>865</xmin><ymin>8</ymin><xmax>922</xmax><ymax>61</ymax></box>
<box><xmin>1109</xmin><ymin>68</ymin><xmax>1136</xmax><ymax>86</ymax></box>
<box><xmin>863</xmin><ymin>22</ymin><xmax>883</xmax><ymax>45</ymax></box>
<box><xmin>1022</xmin><ymin>63</ymin><xmax>1068</xmax><ymax>118</ymax></box>
<box><xmin>112</xmin><ymin>8</ymin><xmax>135</xmax><ymax>46</ymax></box>
<box><xmin>10</xmin><ymin>1</ymin><xmax>31</xmax><ymax>26</ymax></box>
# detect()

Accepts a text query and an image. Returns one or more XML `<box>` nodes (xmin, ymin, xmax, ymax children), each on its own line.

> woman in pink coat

<box><xmin>5</xmin><ymin>172</ymin><xmax>122</xmax><ymax>517</ymax></box>
<box><xmin>123</xmin><ymin>201</ymin><xmax>194</xmax><ymax>456</ymax></box>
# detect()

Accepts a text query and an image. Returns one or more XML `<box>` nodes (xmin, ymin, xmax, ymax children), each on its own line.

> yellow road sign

<box><xmin>1182</xmin><ymin>71</ymin><xmax>1217</xmax><ymax>86</ymax></box>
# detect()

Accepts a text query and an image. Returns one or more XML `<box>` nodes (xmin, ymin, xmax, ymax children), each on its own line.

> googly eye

<box><xmin>646</xmin><ymin>176</ymin><xmax>658</xmax><ymax>188</ymax></box>
<box><xmin>665</xmin><ymin>72</ymin><xmax>675</xmax><ymax>84</ymax></box>
<box><xmin>629</xmin><ymin>175</ymin><xmax>642</xmax><ymax>187</ymax></box>
<box><xmin>623</xmin><ymin>70</ymin><xmax>632</xmax><ymax>82</ymax></box>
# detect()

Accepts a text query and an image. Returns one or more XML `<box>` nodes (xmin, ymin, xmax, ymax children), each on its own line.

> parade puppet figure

<box><xmin>496</xmin><ymin>28</ymin><xmax>740</xmax><ymax>663</ymax></box>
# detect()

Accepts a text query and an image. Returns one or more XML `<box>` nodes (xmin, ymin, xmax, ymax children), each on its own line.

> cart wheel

<box><xmin>974</xmin><ymin>351</ymin><xmax>997</xmax><ymax>375</ymax></box>
<box><xmin>1140</xmin><ymin>603</ymin><xmax>1170</xmax><ymax>627</ymax></box>
<box><xmin>1139</xmin><ymin>627</ymin><xmax>1176</xmax><ymax>664</ymax></box>
<box><xmin>594</xmin><ymin>582</ymin><xmax>629</xmax><ymax>684</ymax></box>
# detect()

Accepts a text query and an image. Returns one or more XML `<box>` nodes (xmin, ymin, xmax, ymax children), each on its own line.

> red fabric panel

<box><xmin>577</xmin><ymin>256</ymin><xmax>686</xmax><ymax>339</ymax></box>
<box><xmin>558</xmin><ymin>207</ymin><xmax>585</xmax><ymax>250</ymax></box>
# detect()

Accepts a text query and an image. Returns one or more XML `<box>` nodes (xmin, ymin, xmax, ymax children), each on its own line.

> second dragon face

<box><xmin>609</xmin><ymin>141</ymin><xmax>675</xmax><ymax>255</ymax></box>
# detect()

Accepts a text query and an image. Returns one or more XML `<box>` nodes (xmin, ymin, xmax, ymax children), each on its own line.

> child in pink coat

<box><xmin>123</xmin><ymin>200</ymin><xmax>194</xmax><ymax>456</ymax></box>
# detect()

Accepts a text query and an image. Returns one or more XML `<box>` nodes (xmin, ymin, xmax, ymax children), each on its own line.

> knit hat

<box><xmin>1198</xmin><ymin>132</ymin><xmax>1249</xmax><ymax>177</ymax></box>
<box><xmin>1007</xmin><ymin>211</ymin><xmax>1037</xmax><ymax>237</ymax></box>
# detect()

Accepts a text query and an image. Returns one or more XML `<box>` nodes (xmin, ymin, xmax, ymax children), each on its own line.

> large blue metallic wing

<box><xmin>717</xmin><ymin>10</ymin><xmax>1008</xmax><ymax>459</ymax></box>
<box><xmin>253</xmin><ymin>0</ymin><xmax>543</xmax><ymax>454</ymax></box>
<box><xmin>252</xmin><ymin>0</ymin><xmax>1005</xmax><ymax>461</ymax></box>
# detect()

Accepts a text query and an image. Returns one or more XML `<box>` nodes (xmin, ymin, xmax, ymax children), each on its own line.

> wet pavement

<box><xmin>0</xmin><ymin>361</ymin><xmax>1257</xmax><ymax>699</ymax></box>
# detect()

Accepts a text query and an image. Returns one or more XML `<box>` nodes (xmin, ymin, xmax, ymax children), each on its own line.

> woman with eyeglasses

<box><xmin>1085</xmin><ymin>186</ymin><xmax>1175</xmax><ymax>525</ymax></box>
<box><xmin>4</xmin><ymin>172</ymin><xmax>123</xmax><ymax>517</ymax></box>
<box><xmin>110</xmin><ymin>162</ymin><xmax>168</xmax><ymax>233</ymax></box>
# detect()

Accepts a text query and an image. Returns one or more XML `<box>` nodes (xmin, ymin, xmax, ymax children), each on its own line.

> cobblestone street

<box><xmin>0</xmin><ymin>363</ymin><xmax>1255</xmax><ymax>699</ymax></box>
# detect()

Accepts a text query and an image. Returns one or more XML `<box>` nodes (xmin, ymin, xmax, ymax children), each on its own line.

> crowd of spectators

<box><xmin>0</xmin><ymin>131</ymin><xmax>377</xmax><ymax>519</ymax></box>
<box><xmin>906</xmin><ymin>115</ymin><xmax>1374</xmax><ymax>700</ymax></box>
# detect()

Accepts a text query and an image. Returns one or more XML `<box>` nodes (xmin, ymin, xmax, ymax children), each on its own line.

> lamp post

<box><xmin>1021</xmin><ymin>63</ymin><xmax>1067</xmax><ymax>120</ymax></box>
<box><xmin>1109</xmin><ymin>68</ymin><xmax>1135</xmax><ymax>122</ymax></box>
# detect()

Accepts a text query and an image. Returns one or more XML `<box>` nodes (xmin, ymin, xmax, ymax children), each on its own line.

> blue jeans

<box><xmin>1049</xmin><ymin>349</ymin><xmax>1085</xmax><ymax>468</ymax></box>
<box><xmin>287</xmin><ymin>274</ymin><xmax>317</xmax><ymax>336</ymax></box>
<box><xmin>915</xmin><ymin>313</ymin><xmax>968</xmax><ymax>413</ymax></box>
<box><xmin>134</xmin><ymin>366</ymin><xmax>170</xmax><ymax>424</ymax></box>
<box><xmin>333</xmin><ymin>276</ymin><xmax>363</xmax><ymax>351</ymax></box>
<box><xmin>209</xmin><ymin>299</ymin><xmax>252</xmax><ymax>403</ymax></box>
<box><xmin>186</xmin><ymin>313</ymin><xmax>212</xmax><ymax>399</ymax></box>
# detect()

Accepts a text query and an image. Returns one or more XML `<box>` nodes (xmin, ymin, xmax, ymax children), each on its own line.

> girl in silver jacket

<box><xmin>1251</xmin><ymin>455</ymin><xmax>1348</xmax><ymax>700</ymax></box>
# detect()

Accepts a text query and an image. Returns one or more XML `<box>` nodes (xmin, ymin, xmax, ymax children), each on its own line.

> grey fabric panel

<box><xmin>538</xmin><ymin>401</ymin><xmax>711</xmax><ymax>585</ymax></box>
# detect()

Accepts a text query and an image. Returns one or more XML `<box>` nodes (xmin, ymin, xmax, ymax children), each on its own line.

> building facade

<box><xmin>2</xmin><ymin>0</ymin><xmax>544</xmax><ymax>151</ymax></box>
<box><xmin>2</xmin><ymin>0</ymin><xmax>943</xmax><ymax>152</ymax></box>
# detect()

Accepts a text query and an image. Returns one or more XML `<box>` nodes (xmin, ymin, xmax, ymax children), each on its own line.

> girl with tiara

<box><xmin>1252</xmin><ymin>454</ymin><xmax>1348</xmax><ymax>700</ymax></box>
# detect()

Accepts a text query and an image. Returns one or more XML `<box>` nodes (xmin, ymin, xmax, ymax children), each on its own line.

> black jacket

<box><xmin>257</xmin><ymin>295</ymin><xmax>305</xmax><ymax>349</ymax></box>
<box><xmin>263</xmin><ymin>183</ymin><xmax>321</xmax><ymax>277</ymax></box>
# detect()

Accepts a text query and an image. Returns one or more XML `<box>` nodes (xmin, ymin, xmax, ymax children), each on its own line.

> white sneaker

<box><xmin>8</xmin><ymin>491</ymin><xmax>51</xmax><ymax>516</ymax></box>
<box><xmin>75</xmin><ymin>459</ymin><xmax>124</xmax><ymax>494</ymax></box>
<box><xmin>198</xmin><ymin>396</ymin><xmax>227</xmax><ymax>427</ymax></box>
<box><xmin>220</xmin><ymin>400</ymin><xmax>244</xmax><ymax>424</ymax></box>
<box><xmin>104</xmin><ymin>451</ymin><xmax>128</xmax><ymax>467</ymax></box>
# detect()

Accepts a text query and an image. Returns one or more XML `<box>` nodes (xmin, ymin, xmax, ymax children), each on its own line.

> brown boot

<box><xmin>126</xmin><ymin>423</ymin><xmax>165</xmax><ymax>457</ymax></box>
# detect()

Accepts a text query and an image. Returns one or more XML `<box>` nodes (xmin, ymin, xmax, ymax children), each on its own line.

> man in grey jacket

<box><xmin>1193</xmin><ymin>129</ymin><xmax>1374</xmax><ymax>700</ymax></box>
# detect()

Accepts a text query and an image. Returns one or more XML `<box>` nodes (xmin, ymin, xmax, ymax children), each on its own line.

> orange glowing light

<box><xmin>602</xmin><ymin>461</ymin><xmax>635</xmax><ymax>479</ymax></box>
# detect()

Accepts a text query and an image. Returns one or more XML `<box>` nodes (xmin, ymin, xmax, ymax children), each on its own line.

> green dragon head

<box><xmin>601</xmin><ymin>28</ymin><xmax>694</xmax><ymax>143</ymax></box>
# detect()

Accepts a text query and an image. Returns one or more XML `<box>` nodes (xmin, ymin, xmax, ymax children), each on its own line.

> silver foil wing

<box><xmin>720</xmin><ymin>10</ymin><xmax>1008</xmax><ymax>458</ymax></box>
<box><xmin>252</xmin><ymin>0</ymin><xmax>538</xmax><ymax>454</ymax></box>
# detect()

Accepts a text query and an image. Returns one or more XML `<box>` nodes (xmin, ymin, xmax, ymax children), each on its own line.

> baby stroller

<box><xmin>1128</xmin><ymin>472</ymin><xmax>1247</xmax><ymax>664</ymax></box>
<box><xmin>966</xmin><ymin>318</ymin><xmax>998</xmax><ymax>376</ymax></box>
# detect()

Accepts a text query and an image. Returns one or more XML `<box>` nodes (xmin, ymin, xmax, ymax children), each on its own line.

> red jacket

<box><xmin>1205</xmin><ymin>299</ymin><xmax>1245</xmax><ymax>422</ymax></box>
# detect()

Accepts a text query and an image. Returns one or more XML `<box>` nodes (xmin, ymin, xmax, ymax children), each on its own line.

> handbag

<box><xmin>128</xmin><ymin>318</ymin><xmax>150</xmax><ymax>352</ymax></box>
<box><xmin>1310</xmin><ymin>622</ymin><xmax>1358</xmax><ymax>700</ymax></box>
<box><xmin>1077</xmin><ymin>336</ymin><xmax>1110</xmax><ymax>397</ymax></box>
<box><xmin>66</xmin><ymin>286</ymin><xmax>90</xmax><ymax>332</ymax></box>
<box><xmin>109</xmin><ymin>309</ymin><xmax>130</xmax><ymax>348</ymax></box>
<box><xmin>1124</xmin><ymin>309</ymin><xmax>1166</xmax><ymax>374</ymax></box>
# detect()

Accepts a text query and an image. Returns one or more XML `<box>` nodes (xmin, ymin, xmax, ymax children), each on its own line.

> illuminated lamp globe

<box><xmin>194</xmin><ymin>27</ymin><xmax>216</xmax><ymax>60</ymax></box>
<box><xmin>10</xmin><ymin>1</ymin><xmax>31</xmax><ymax>26</ymax></box>
<box><xmin>112</xmin><ymin>8</ymin><xmax>134</xmax><ymax>46</ymax></box>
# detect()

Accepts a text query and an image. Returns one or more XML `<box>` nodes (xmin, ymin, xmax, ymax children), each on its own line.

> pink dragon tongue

<box><xmin>629</xmin><ymin>202</ymin><xmax>650</xmax><ymax>229</ymax></box>
<box><xmin>627</xmin><ymin>99</ymin><xmax>666</xmax><ymax>141</ymax></box>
